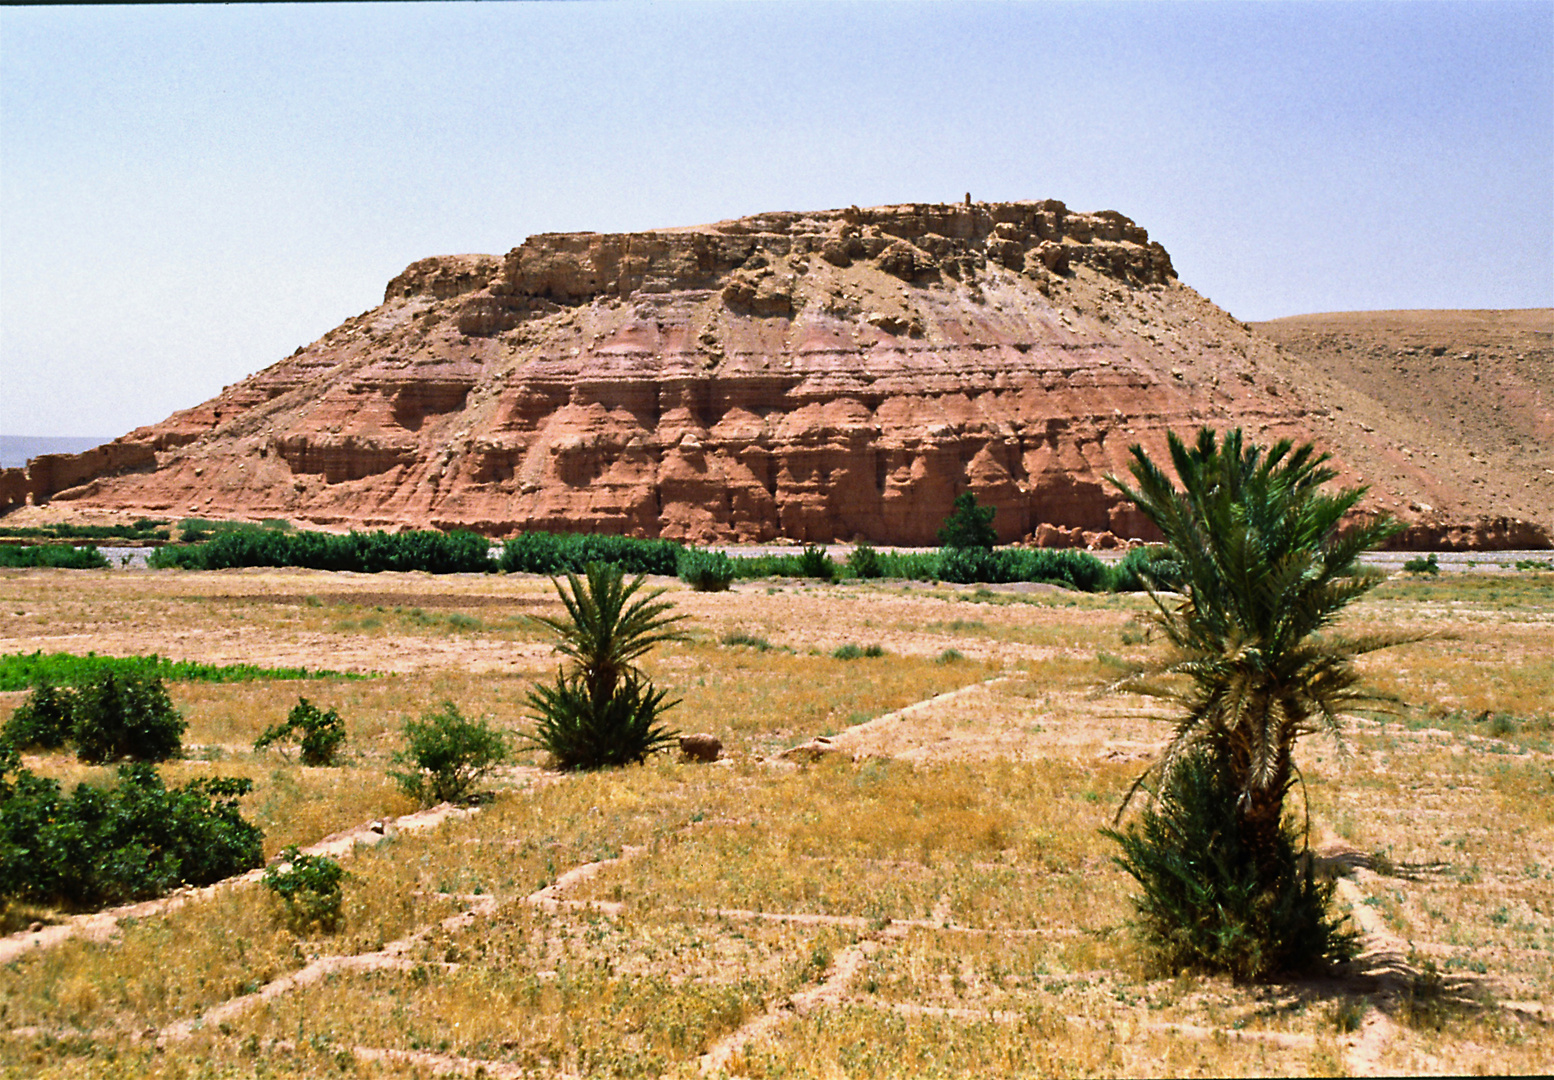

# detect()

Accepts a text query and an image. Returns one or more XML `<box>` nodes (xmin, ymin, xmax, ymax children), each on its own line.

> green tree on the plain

<box><xmin>1103</xmin><ymin>427</ymin><xmax>1408</xmax><ymax>977</ymax></box>
<box><xmin>937</xmin><ymin>491</ymin><xmax>998</xmax><ymax>550</ymax></box>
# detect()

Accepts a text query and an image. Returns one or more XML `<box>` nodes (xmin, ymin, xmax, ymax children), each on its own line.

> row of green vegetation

<box><xmin>149</xmin><ymin>526</ymin><xmax>493</xmax><ymax>573</ymax></box>
<box><xmin>140</xmin><ymin>514</ymin><xmax>1154</xmax><ymax>591</ymax></box>
<box><xmin>0</xmin><ymin>650</ymin><xmax>363</xmax><ymax>693</ymax></box>
<box><xmin>0</xmin><ymin>517</ymin><xmax>169</xmax><ymax>543</ymax></box>
<box><xmin>0</xmin><ymin>544</ymin><xmax>110</xmax><ymax>569</ymax></box>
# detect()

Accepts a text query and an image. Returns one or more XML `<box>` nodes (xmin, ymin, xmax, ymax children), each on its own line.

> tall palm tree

<box><xmin>1106</xmin><ymin>427</ymin><xmax>1407</xmax><ymax>883</ymax></box>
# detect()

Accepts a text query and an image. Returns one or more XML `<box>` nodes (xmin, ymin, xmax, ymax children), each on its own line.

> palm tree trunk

<box><xmin>1231</xmin><ymin>743</ymin><xmax>1294</xmax><ymax>892</ymax></box>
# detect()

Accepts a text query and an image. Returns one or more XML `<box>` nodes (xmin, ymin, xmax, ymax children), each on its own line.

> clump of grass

<box><xmin>721</xmin><ymin>629</ymin><xmax>774</xmax><ymax>651</ymax></box>
<box><xmin>678</xmin><ymin>548</ymin><xmax>736</xmax><ymax>592</ymax></box>
<box><xmin>1331</xmin><ymin>994</ymin><xmax>1369</xmax><ymax>1033</ymax></box>
<box><xmin>935</xmin><ymin>648</ymin><xmax>965</xmax><ymax>664</ymax></box>
<box><xmin>832</xmin><ymin>643</ymin><xmax>884</xmax><ymax>660</ymax></box>
<box><xmin>798</xmin><ymin>544</ymin><xmax>836</xmax><ymax>581</ymax></box>
<box><xmin>847</xmin><ymin>542</ymin><xmax>883</xmax><ymax>579</ymax></box>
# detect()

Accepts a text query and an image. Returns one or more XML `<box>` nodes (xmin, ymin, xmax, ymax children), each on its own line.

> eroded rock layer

<box><xmin>5</xmin><ymin>201</ymin><xmax>1549</xmax><ymax>548</ymax></box>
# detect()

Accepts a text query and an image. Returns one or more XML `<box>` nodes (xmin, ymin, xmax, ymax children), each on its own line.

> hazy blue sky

<box><xmin>2</xmin><ymin>1</ymin><xmax>1550</xmax><ymax>438</ymax></box>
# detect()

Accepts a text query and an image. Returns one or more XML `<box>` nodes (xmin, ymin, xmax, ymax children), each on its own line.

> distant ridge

<box><xmin>0</xmin><ymin>436</ymin><xmax>109</xmax><ymax>470</ymax></box>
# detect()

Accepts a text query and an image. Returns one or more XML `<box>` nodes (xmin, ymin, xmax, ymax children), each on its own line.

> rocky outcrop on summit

<box><xmin>5</xmin><ymin>201</ymin><xmax>1548</xmax><ymax>548</ymax></box>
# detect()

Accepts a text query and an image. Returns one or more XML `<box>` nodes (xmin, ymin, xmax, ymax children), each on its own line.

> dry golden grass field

<box><xmin>0</xmin><ymin>563</ymin><xmax>1550</xmax><ymax>1077</ymax></box>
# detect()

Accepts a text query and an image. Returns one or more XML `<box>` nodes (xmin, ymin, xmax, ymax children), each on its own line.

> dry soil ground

<box><xmin>0</xmin><ymin>565</ymin><xmax>1550</xmax><ymax>1077</ymax></box>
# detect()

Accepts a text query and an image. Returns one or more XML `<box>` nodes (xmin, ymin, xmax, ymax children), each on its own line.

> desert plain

<box><xmin>0</xmin><ymin>557</ymin><xmax>1550</xmax><ymax>1078</ymax></box>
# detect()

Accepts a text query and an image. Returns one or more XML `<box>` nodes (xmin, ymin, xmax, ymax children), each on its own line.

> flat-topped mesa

<box><xmin>5</xmin><ymin>200</ymin><xmax>1548</xmax><ymax>549</ymax></box>
<box><xmin>410</xmin><ymin>201</ymin><xmax>1174</xmax><ymax>336</ymax></box>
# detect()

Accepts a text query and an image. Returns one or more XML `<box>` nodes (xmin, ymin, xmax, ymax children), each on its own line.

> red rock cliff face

<box><xmin>9</xmin><ymin>201</ymin><xmax>1548</xmax><ymax>548</ymax></box>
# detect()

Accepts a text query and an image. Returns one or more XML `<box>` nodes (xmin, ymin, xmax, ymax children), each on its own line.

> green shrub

<box><xmin>677</xmin><ymin>548</ymin><xmax>735</xmax><ymax>592</ymax></box>
<box><xmin>0</xmin><ymin>544</ymin><xmax>110</xmax><ymax>569</ymax></box>
<box><xmin>797</xmin><ymin>544</ymin><xmax>835</xmax><ymax>581</ymax></box>
<box><xmin>1402</xmin><ymin>553</ymin><xmax>1440</xmax><ymax>575</ymax></box>
<box><xmin>263</xmin><ymin>845</ymin><xmax>346</xmax><ymax>933</ymax></box>
<box><xmin>1</xmin><ymin>683</ymin><xmax>76</xmax><ymax>751</ymax></box>
<box><xmin>523</xmin><ymin>562</ymin><xmax>686</xmax><ymax>771</ymax></box>
<box><xmin>497</xmin><ymin>532</ymin><xmax>683</xmax><ymax>576</ymax></box>
<box><xmin>390</xmin><ymin>702</ymin><xmax>506</xmax><ymax>805</ymax></box>
<box><xmin>0</xmin><ymin>650</ymin><xmax>362</xmax><ymax>692</ymax></box>
<box><xmin>152</xmin><ymin>527</ymin><xmax>494</xmax><ymax>573</ymax></box>
<box><xmin>69</xmin><ymin>671</ymin><xmax>185</xmax><ymax>764</ymax></box>
<box><xmin>0</xmin><ymin>749</ymin><xmax>262</xmax><ymax>909</ymax></box>
<box><xmin>933</xmin><ymin>546</ymin><xmax>1109</xmax><ymax>590</ymax></box>
<box><xmin>847</xmin><ymin>543</ymin><xmax>883</xmax><ymax>579</ymax></box>
<box><xmin>1107</xmin><ymin>544</ymin><xmax>1174</xmax><ymax>592</ymax></box>
<box><xmin>831</xmin><ymin>643</ymin><xmax>884</xmax><ymax>660</ymax></box>
<box><xmin>254</xmin><ymin>698</ymin><xmax>346</xmax><ymax>766</ymax></box>
<box><xmin>1103</xmin><ymin>746</ymin><xmax>1357</xmax><ymax>982</ymax></box>
<box><xmin>937</xmin><ymin>492</ymin><xmax>998</xmax><ymax>550</ymax></box>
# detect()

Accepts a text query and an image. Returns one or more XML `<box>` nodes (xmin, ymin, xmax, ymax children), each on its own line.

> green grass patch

<box><xmin>0</xmin><ymin>651</ymin><xmax>367</xmax><ymax>692</ymax></box>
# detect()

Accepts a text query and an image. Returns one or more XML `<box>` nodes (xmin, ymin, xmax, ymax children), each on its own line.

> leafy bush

<box><xmin>1</xmin><ymin>683</ymin><xmax>76</xmax><ymax>751</ymax></box>
<box><xmin>497</xmin><ymin>532</ymin><xmax>683</xmax><ymax>576</ymax></box>
<box><xmin>523</xmin><ymin>562</ymin><xmax>686</xmax><ymax>771</ymax></box>
<box><xmin>831</xmin><ymin>643</ymin><xmax>884</xmax><ymax>660</ymax></box>
<box><xmin>937</xmin><ymin>492</ymin><xmax>998</xmax><ymax>550</ymax></box>
<box><xmin>254</xmin><ymin>698</ymin><xmax>346</xmax><ymax>766</ymax></box>
<box><xmin>0</xmin><ymin>650</ymin><xmax>362</xmax><ymax>692</ymax></box>
<box><xmin>1107</xmin><ymin>544</ymin><xmax>1173</xmax><ymax>592</ymax></box>
<box><xmin>1103</xmin><ymin>747</ymin><xmax>1357</xmax><ymax>981</ymax></box>
<box><xmin>390</xmin><ymin>702</ymin><xmax>507</xmax><ymax>805</ymax></box>
<box><xmin>934</xmin><ymin>546</ymin><xmax>1109</xmax><ymax>590</ymax></box>
<box><xmin>797</xmin><ymin>544</ymin><xmax>835</xmax><ymax>581</ymax></box>
<box><xmin>68</xmin><ymin>671</ymin><xmax>186</xmax><ymax>764</ymax></box>
<box><xmin>0</xmin><ymin>749</ymin><xmax>263</xmax><ymax>909</ymax></box>
<box><xmin>0</xmin><ymin>544</ymin><xmax>110</xmax><ymax>569</ymax></box>
<box><xmin>1403</xmin><ymin>553</ymin><xmax>1440</xmax><ymax>575</ymax></box>
<box><xmin>263</xmin><ymin>845</ymin><xmax>346</xmax><ymax>932</ymax></box>
<box><xmin>847</xmin><ymin>543</ymin><xmax>883</xmax><ymax>579</ymax></box>
<box><xmin>151</xmin><ymin>527</ymin><xmax>493</xmax><ymax>573</ymax></box>
<box><xmin>677</xmin><ymin>548</ymin><xmax>735</xmax><ymax>592</ymax></box>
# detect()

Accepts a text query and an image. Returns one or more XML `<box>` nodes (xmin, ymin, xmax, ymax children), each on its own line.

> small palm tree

<box><xmin>524</xmin><ymin>561</ymin><xmax>689</xmax><ymax>770</ymax></box>
<box><xmin>1106</xmin><ymin>427</ymin><xmax>1407</xmax><ymax>890</ymax></box>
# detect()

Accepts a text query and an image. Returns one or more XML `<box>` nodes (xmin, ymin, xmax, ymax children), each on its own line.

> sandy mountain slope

<box><xmin>2</xmin><ymin>201</ymin><xmax>1547</xmax><ymax>549</ymax></box>
<box><xmin>1253</xmin><ymin>309</ymin><xmax>1552</xmax><ymax>544</ymax></box>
